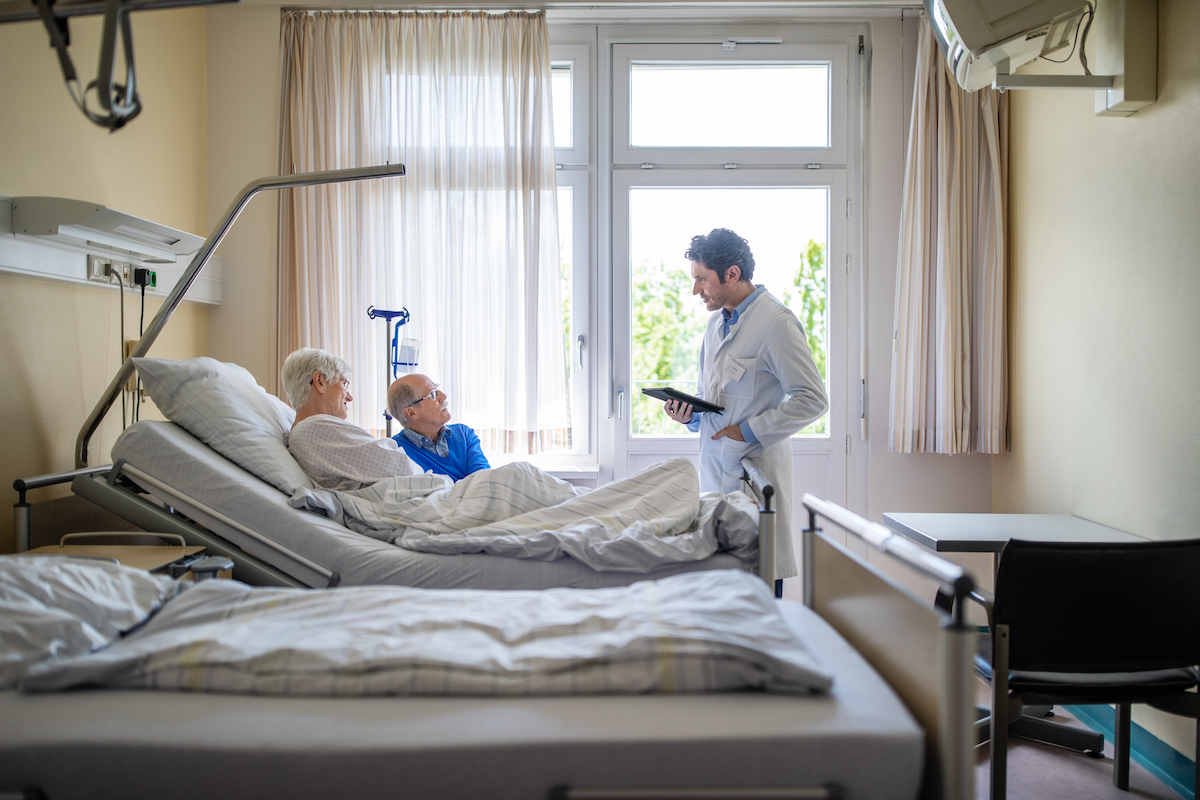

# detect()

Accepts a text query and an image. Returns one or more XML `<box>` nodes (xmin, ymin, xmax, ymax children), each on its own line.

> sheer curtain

<box><xmin>277</xmin><ymin>10</ymin><xmax>569</xmax><ymax>454</ymax></box>
<box><xmin>889</xmin><ymin>15</ymin><xmax>1009</xmax><ymax>455</ymax></box>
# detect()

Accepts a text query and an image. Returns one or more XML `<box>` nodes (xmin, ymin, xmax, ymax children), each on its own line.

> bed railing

<box><xmin>738</xmin><ymin>458</ymin><xmax>776</xmax><ymax>589</ymax></box>
<box><xmin>801</xmin><ymin>494</ymin><xmax>976</xmax><ymax>800</ymax></box>
<box><xmin>74</xmin><ymin>163</ymin><xmax>407</xmax><ymax>469</ymax></box>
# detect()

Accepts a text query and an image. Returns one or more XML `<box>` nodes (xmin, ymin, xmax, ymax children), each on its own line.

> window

<box><xmin>627</xmin><ymin>185</ymin><xmax>830</xmax><ymax>436</ymax></box>
<box><xmin>600</xmin><ymin>31</ymin><xmax>856</xmax><ymax>485</ymax></box>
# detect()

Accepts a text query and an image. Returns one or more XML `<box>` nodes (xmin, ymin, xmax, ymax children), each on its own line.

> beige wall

<box><xmin>205</xmin><ymin>4</ymin><xmax>283</xmax><ymax>391</ymax></box>
<box><xmin>0</xmin><ymin>9</ymin><xmax>210</xmax><ymax>553</ymax></box>
<box><xmin>996</xmin><ymin>0</ymin><xmax>1199</xmax><ymax>756</ymax></box>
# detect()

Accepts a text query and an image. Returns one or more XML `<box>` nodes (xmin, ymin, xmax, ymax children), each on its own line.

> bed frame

<box><xmin>16</xmin><ymin>450</ymin><xmax>777</xmax><ymax>590</ymax></box>
<box><xmin>1</xmin><ymin>493</ymin><xmax>975</xmax><ymax>800</ymax></box>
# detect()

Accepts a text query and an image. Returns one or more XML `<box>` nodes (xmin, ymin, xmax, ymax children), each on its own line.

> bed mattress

<box><xmin>0</xmin><ymin>600</ymin><xmax>923</xmax><ymax>800</ymax></box>
<box><xmin>107</xmin><ymin>420</ymin><xmax>752</xmax><ymax>589</ymax></box>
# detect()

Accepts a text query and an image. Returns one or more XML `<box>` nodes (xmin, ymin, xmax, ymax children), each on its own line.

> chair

<box><xmin>972</xmin><ymin>538</ymin><xmax>1200</xmax><ymax>800</ymax></box>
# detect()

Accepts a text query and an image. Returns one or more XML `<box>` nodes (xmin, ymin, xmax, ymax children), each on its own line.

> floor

<box><xmin>975</xmin><ymin>704</ymin><xmax>1186</xmax><ymax>800</ymax></box>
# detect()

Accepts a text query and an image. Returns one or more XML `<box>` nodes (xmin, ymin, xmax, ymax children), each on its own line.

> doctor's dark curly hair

<box><xmin>684</xmin><ymin>228</ymin><xmax>755</xmax><ymax>283</ymax></box>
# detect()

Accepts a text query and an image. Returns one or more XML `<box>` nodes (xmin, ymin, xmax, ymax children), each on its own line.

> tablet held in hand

<box><xmin>641</xmin><ymin>387</ymin><xmax>724</xmax><ymax>414</ymax></box>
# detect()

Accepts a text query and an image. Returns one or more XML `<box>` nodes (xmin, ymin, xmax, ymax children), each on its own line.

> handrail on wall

<box><xmin>75</xmin><ymin>163</ymin><xmax>407</xmax><ymax>468</ymax></box>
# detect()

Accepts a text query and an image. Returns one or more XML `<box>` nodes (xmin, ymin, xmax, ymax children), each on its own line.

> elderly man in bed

<box><xmin>387</xmin><ymin>373</ymin><xmax>490</xmax><ymax>482</ymax></box>
<box><xmin>282</xmin><ymin>348</ymin><xmax>421</xmax><ymax>491</ymax></box>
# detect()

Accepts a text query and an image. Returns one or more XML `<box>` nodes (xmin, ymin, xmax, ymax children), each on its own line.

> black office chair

<box><xmin>972</xmin><ymin>538</ymin><xmax>1200</xmax><ymax>800</ymax></box>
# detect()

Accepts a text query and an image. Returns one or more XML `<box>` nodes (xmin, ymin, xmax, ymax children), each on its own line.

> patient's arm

<box><xmin>287</xmin><ymin>414</ymin><xmax>420</xmax><ymax>491</ymax></box>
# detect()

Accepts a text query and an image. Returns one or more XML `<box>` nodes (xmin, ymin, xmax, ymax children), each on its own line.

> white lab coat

<box><xmin>692</xmin><ymin>288</ymin><xmax>828</xmax><ymax>579</ymax></box>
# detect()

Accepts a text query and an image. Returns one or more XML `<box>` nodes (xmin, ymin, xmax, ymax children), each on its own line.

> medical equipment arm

<box><xmin>75</xmin><ymin>163</ymin><xmax>406</xmax><ymax>468</ymax></box>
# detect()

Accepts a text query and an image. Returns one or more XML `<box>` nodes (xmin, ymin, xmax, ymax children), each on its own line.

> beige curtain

<box><xmin>889</xmin><ymin>15</ymin><xmax>1009</xmax><ymax>455</ymax></box>
<box><xmin>277</xmin><ymin>10</ymin><xmax>569</xmax><ymax>453</ymax></box>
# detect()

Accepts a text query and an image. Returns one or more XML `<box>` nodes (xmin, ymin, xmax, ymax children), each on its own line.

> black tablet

<box><xmin>641</xmin><ymin>387</ymin><xmax>724</xmax><ymax>414</ymax></box>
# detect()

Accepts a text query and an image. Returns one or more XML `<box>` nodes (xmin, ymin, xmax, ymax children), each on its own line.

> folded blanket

<box><xmin>289</xmin><ymin>458</ymin><xmax>760</xmax><ymax>572</ymax></box>
<box><xmin>21</xmin><ymin>569</ymin><xmax>831</xmax><ymax>696</ymax></box>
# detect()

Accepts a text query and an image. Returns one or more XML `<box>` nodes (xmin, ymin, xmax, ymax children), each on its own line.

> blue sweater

<box><xmin>392</xmin><ymin>424</ymin><xmax>490</xmax><ymax>482</ymax></box>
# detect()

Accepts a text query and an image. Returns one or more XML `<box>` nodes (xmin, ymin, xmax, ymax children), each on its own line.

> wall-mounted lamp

<box><xmin>6</xmin><ymin>196</ymin><xmax>202</xmax><ymax>265</ymax></box>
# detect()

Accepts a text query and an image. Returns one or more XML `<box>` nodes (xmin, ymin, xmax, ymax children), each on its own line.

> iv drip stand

<box><xmin>367</xmin><ymin>306</ymin><xmax>413</xmax><ymax>438</ymax></box>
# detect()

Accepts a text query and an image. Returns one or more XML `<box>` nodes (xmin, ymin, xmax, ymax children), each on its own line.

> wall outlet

<box><xmin>87</xmin><ymin>256</ymin><xmax>133</xmax><ymax>285</ymax></box>
<box><xmin>88</xmin><ymin>256</ymin><xmax>109</xmax><ymax>282</ymax></box>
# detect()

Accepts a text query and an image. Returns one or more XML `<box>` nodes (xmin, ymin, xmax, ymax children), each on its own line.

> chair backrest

<box><xmin>993</xmin><ymin>538</ymin><xmax>1200</xmax><ymax>673</ymax></box>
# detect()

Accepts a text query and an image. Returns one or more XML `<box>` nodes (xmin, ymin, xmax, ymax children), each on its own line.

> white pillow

<box><xmin>0</xmin><ymin>555</ymin><xmax>176</xmax><ymax>688</ymax></box>
<box><xmin>134</xmin><ymin>357</ymin><xmax>313</xmax><ymax>494</ymax></box>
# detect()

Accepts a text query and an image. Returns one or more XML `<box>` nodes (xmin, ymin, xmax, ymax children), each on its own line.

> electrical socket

<box><xmin>87</xmin><ymin>256</ymin><xmax>132</xmax><ymax>285</ymax></box>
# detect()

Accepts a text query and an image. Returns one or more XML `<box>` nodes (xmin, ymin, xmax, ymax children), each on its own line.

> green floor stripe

<box><xmin>1065</xmin><ymin>704</ymin><xmax>1195</xmax><ymax>800</ymax></box>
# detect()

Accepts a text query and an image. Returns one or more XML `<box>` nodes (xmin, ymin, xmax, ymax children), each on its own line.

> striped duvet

<box><xmin>21</xmin><ymin>570</ymin><xmax>832</xmax><ymax>696</ymax></box>
<box><xmin>287</xmin><ymin>458</ymin><xmax>760</xmax><ymax>572</ymax></box>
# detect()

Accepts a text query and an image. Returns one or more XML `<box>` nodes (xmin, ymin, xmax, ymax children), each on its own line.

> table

<box><xmin>19</xmin><ymin>532</ymin><xmax>226</xmax><ymax>578</ymax></box>
<box><xmin>882</xmin><ymin>512</ymin><xmax>1146</xmax><ymax>575</ymax></box>
<box><xmin>881</xmin><ymin>512</ymin><xmax>1146</xmax><ymax>756</ymax></box>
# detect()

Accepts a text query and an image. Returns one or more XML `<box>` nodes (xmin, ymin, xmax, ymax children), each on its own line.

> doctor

<box><xmin>664</xmin><ymin>228</ymin><xmax>828</xmax><ymax>592</ymax></box>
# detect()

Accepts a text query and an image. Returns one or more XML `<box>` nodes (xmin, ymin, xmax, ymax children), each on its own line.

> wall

<box><xmin>0</xmin><ymin>8</ymin><xmax>210</xmax><ymax>553</ymax></box>
<box><xmin>995</xmin><ymin>0</ymin><xmax>1199</xmax><ymax>757</ymax></box>
<box><xmin>205</xmin><ymin>4</ymin><xmax>283</xmax><ymax>391</ymax></box>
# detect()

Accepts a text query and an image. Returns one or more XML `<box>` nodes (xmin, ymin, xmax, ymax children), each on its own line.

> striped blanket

<box><xmin>288</xmin><ymin>458</ymin><xmax>760</xmax><ymax>572</ymax></box>
<box><xmin>20</xmin><ymin>569</ymin><xmax>831</xmax><ymax>696</ymax></box>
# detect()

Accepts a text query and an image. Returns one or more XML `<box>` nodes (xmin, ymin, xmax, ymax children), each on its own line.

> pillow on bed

<box><xmin>134</xmin><ymin>357</ymin><xmax>313</xmax><ymax>494</ymax></box>
<box><xmin>0</xmin><ymin>555</ymin><xmax>177</xmax><ymax>689</ymax></box>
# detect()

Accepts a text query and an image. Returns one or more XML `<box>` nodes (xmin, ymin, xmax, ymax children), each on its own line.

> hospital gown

<box><xmin>286</xmin><ymin>414</ymin><xmax>419</xmax><ymax>491</ymax></box>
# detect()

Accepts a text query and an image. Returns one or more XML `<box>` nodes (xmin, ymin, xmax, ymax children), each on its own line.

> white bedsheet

<box><xmin>20</xmin><ymin>570</ymin><xmax>831</xmax><ymax>697</ymax></box>
<box><xmin>288</xmin><ymin>458</ymin><xmax>760</xmax><ymax>572</ymax></box>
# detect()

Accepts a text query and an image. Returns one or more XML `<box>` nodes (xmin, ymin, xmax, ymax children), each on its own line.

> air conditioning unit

<box><xmin>925</xmin><ymin>0</ymin><xmax>1091</xmax><ymax>91</ymax></box>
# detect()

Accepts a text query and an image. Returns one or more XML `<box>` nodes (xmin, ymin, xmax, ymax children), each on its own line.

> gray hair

<box><xmin>386</xmin><ymin>379</ymin><xmax>421</xmax><ymax>427</ymax></box>
<box><xmin>281</xmin><ymin>348</ymin><xmax>350</xmax><ymax>410</ymax></box>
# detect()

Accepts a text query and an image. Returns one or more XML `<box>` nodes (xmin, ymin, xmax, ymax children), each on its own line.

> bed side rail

<box><xmin>739</xmin><ymin>457</ymin><xmax>775</xmax><ymax>589</ymax></box>
<box><xmin>70</xmin><ymin>468</ymin><xmax>313</xmax><ymax>588</ymax></box>
<box><xmin>12</xmin><ymin>466</ymin><xmax>111</xmax><ymax>552</ymax></box>
<box><xmin>114</xmin><ymin>461</ymin><xmax>338</xmax><ymax>587</ymax></box>
<box><xmin>75</xmin><ymin>163</ymin><xmax>407</xmax><ymax>469</ymax></box>
<box><xmin>800</xmin><ymin>493</ymin><xmax>975</xmax><ymax>800</ymax></box>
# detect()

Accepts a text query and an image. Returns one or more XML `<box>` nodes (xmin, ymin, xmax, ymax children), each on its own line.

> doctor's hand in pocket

<box><xmin>711</xmin><ymin>424</ymin><xmax>745</xmax><ymax>442</ymax></box>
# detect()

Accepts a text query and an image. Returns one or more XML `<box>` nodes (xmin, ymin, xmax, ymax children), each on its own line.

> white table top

<box><xmin>881</xmin><ymin>513</ymin><xmax>1145</xmax><ymax>554</ymax></box>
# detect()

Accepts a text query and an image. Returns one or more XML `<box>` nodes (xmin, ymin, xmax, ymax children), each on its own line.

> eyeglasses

<box><xmin>406</xmin><ymin>384</ymin><xmax>439</xmax><ymax>408</ymax></box>
<box><xmin>311</xmin><ymin>376</ymin><xmax>351</xmax><ymax>391</ymax></box>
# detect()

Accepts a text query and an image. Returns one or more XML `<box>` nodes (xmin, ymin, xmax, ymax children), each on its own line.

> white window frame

<box><xmin>551</xmin><ymin>43</ymin><xmax>591</xmax><ymax>166</ymax></box>
<box><xmin>612</xmin><ymin>168</ymin><xmax>847</xmax><ymax>457</ymax></box>
<box><xmin>590</xmin><ymin>24</ymin><xmax>861</xmax><ymax>498</ymax></box>
<box><xmin>612</xmin><ymin>42</ymin><xmax>849</xmax><ymax>166</ymax></box>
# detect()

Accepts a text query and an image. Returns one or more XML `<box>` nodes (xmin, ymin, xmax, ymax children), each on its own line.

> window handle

<box><xmin>617</xmin><ymin>385</ymin><xmax>625</xmax><ymax>421</ymax></box>
<box><xmin>577</xmin><ymin>335</ymin><xmax>585</xmax><ymax>370</ymax></box>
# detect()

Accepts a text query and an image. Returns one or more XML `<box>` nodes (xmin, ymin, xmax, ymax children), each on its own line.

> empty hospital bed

<box><xmin>0</xmin><ymin>495</ymin><xmax>976</xmax><ymax>800</ymax></box>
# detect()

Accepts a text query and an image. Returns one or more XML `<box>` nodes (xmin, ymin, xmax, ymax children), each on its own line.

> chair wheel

<box><xmin>1085</xmin><ymin>750</ymin><xmax>1105</xmax><ymax>759</ymax></box>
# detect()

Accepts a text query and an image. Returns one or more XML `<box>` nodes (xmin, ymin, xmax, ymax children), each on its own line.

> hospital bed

<box><xmin>0</xmin><ymin>495</ymin><xmax>977</xmax><ymax>800</ymax></box>
<box><xmin>64</xmin><ymin>415</ymin><xmax>766</xmax><ymax>589</ymax></box>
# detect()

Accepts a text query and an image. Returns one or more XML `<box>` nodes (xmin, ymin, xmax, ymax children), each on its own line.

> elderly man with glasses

<box><xmin>281</xmin><ymin>348</ymin><xmax>420</xmax><ymax>491</ymax></box>
<box><xmin>387</xmin><ymin>373</ymin><xmax>490</xmax><ymax>481</ymax></box>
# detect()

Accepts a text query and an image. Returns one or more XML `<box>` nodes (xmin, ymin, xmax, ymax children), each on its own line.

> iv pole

<box><xmin>367</xmin><ymin>306</ymin><xmax>415</xmax><ymax>438</ymax></box>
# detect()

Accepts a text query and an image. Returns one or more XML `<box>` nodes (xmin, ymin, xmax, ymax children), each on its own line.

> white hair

<box><xmin>280</xmin><ymin>348</ymin><xmax>351</xmax><ymax>410</ymax></box>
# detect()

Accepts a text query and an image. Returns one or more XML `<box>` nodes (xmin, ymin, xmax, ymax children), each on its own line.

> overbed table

<box><xmin>881</xmin><ymin>511</ymin><xmax>1147</xmax><ymax>755</ymax></box>
<box><xmin>881</xmin><ymin>512</ymin><xmax>1147</xmax><ymax>576</ymax></box>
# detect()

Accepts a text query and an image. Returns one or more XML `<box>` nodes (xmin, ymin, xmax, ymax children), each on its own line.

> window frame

<box><xmin>611</xmin><ymin>42</ymin><xmax>850</xmax><ymax>167</ymax></box>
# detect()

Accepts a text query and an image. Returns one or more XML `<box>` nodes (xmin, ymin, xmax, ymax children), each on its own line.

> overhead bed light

<box><xmin>9</xmin><ymin>196</ymin><xmax>202</xmax><ymax>264</ymax></box>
